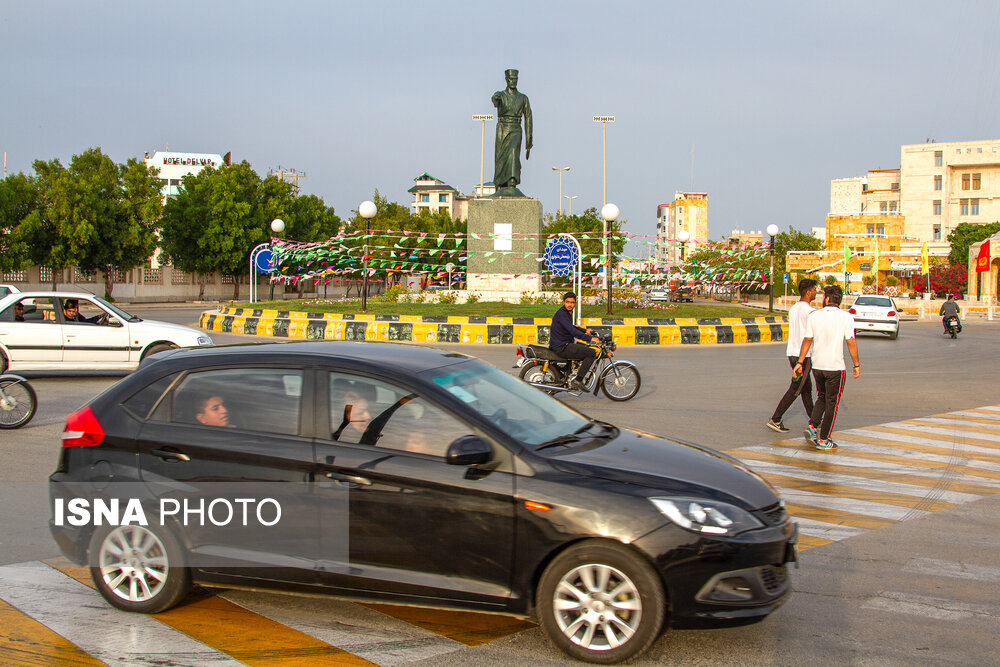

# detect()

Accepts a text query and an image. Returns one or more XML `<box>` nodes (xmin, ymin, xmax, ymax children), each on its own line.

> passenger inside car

<box><xmin>193</xmin><ymin>393</ymin><xmax>229</xmax><ymax>427</ymax></box>
<box><xmin>332</xmin><ymin>383</ymin><xmax>375</xmax><ymax>443</ymax></box>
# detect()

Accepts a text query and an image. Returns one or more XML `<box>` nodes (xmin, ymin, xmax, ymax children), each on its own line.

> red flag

<box><xmin>976</xmin><ymin>240</ymin><xmax>990</xmax><ymax>273</ymax></box>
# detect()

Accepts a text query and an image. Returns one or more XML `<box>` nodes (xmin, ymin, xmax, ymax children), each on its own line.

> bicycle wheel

<box><xmin>600</xmin><ymin>364</ymin><xmax>641</xmax><ymax>402</ymax></box>
<box><xmin>0</xmin><ymin>377</ymin><xmax>37</xmax><ymax>429</ymax></box>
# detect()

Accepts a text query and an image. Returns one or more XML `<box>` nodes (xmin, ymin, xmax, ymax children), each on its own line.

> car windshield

<box><xmin>854</xmin><ymin>296</ymin><xmax>892</xmax><ymax>307</ymax></box>
<box><xmin>420</xmin><ymin>359</ymin><xmax>591</xmax><ymax>446</ymax></box>
<box><xmin>92</xmin><ymin>296</ymin><xmax>140</xmax><ymax>322</ymax></box>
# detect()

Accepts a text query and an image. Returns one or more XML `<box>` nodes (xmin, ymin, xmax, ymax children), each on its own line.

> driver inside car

<box><xmin>61</xmin><ymin>299</ymin><xmax>101</xmax><ymax>324</ymax></box>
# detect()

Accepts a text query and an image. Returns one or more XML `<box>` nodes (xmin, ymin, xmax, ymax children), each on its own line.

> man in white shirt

<box><xmin>793</xmin><ymin>285</ymin><xmax>861</xmax><ymax>451</ymax></box>
<box><xmin>766</xmin><ymin>278</ymin><xmax>818</xmax><ymax>433</ymax></box>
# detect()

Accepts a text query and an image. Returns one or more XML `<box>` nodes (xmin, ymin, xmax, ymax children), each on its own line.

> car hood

<box><xmin>545</xmin><ymin>428</ymin><xmax>780</xmax><ymax>510</ymax></box>
<box><xmin>129</xmin><ymin>319</ymin><xmax>206</xmax><ymax>341</ymax></box>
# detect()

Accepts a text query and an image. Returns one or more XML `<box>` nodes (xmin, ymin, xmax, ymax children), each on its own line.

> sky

<box><xmin>3</xmin><ymin>1</ymin><xmax>999</xmax><ymax>257</ymax></box>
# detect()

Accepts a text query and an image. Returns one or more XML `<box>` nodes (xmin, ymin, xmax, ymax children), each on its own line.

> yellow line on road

<box><xmin>754</xmin><ymin>472</ymin><xmax>958</xmax><ymax>512</ymax></box>
<box><xmin>796</xmin><ymin>535</ymin><xmax>834</xmax><ymax>550</ymax></box>
<box><xmin>833</xmin><ymin>433</ymin><xmax>1000</xmax><ymax>468</ymax></box>
<box><xmin>360</xmin><ymin>603</ymin><xmax>536</xmax><ymax>646</ymax></box>
<box><xmin>931</xmin><ymin>413</ymin><xmax>1000</xmax><ymax>427</ymax></box>
<box><xmin>904</xmin><ymin>418</ymin><xmax>1000</xmax><ymax>437</ymax></box>
<box><xmin>784</xmin><ymin>503</ymin><xmax>898</xmax><ymax>530</ymax></box>
<box><xmin>0</xmin><ymin>598</ymin><xmax>104</xmax><ymax>667</ymax></box>
<box><xmin>867</xmin><ymin>425</ymin><xmax>1000</xmax><ymax>451</ymax></box>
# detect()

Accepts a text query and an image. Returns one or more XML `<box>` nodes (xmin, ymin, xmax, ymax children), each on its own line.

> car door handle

<box><xmin>324</xmin><ymin>472</ymin><xmax>371</xmax><ymax>487</ymax></box>
<box><xmin>151</xmin><ymin>448</ymin><xmax>191</xmax><ymax>462</ymax></box>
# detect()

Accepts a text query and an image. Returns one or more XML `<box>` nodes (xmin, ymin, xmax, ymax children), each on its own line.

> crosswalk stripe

<box><xmin>929</xmin><ymin>413</ymin><xmax>1000</xmax><ymax>427</ymax></box>
<box><xmin>778</xmin><ymin>488</ymin><xmax>931</xmax><ymax>520</ymax></box>
<box><xmin>791</xmin><ymin>517</ymin><xmax>868</xmax><ymax>541</ymax></box>
<box><xmin>750</xmin><ymin>441</ymin><xmax>1000</xmax><ymax>486</ymax></box>
<box><xmin>871</xmin><ymin>423</ymin><xmax>1000</xmax><ymax>447</ymax></box>
<box><xmin>736</xmin><ymin>451</ymin><xmax>988</xmax><ymax>501</ymax></box>
<box><xmin>0</xmin><ymin>598</ymin><xmax>105</xmax><ymax>666</ymax></box>
<box><xmin>41</xmin><ymin>558</ymin><xmax>376</xmax><ymax>666</ymax></box>
<box><xmin>784</xmin><ymin>503</ymin><xmax>898</xmax><ymax>530</ymax></box>
<box><xmin>902</xmin><ymin>557</ymin><xmax>1000</xmax><ymax>583</ymax></box>
<box><xmin>0</xmin><ymin>561</ymin><xmax>243</xmax><ymax>666</ymax></box>
<box><xmin>795</xmin><ymin>534</ymin><xmax>834</xmax><ymax>550</ymax></box>
<box><xmin>220</xmin><ymin>590</ymin><xmax>466</xmax><ymax>667</ymax></box>
<box><xmin>359</xmin><ymin>604</ymin><xmax>537</xmax><ymax>647</ymax></box>
<box><xmin>949</xmin><ymin>409</ymin><xmax>1000</xmax><ymax>421</ymax></box>
<box><xmin>756</xmin><ymin>472</ymin><xmax>957</xmax><ymax>512</ymax></box>
<box><xmin>862</xmin><ymin>591</ymin><xmax>1000</xmax><ymax>621</ymax></box>
<box><xmin>906</xmin><ymin>417</ymin><xmax>1000</xmax><ymax>435</ymax></box>
<box><xmin>835</xmin><ymin>431</ymin><xmax>1000</xmax><ymax>466</ymax></box>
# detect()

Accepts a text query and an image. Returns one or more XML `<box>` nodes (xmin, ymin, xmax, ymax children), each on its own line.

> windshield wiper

<box><xmin>573</xmin><ymin>419</ymin><xmax>618</xmax><ymax>439</ymax></box>
<box><xmin>535</xmin><ymin>434</ymin><xmax>583</xmax><ymax>451</ymax></box>
<box><xmin>536</xmin><ymin>421</ymin><xmax>618</xmax><ymax>451</ymax></box>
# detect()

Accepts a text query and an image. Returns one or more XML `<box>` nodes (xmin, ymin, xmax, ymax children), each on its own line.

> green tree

<box><xmin>773</xmin><ymin>226</ymin><xmax>824</xmax><ymax>273</ymax></box>
<box><xmin>15</xmin><ymin>148</ymin><xmax>161</xmax><ymax>297</ymax></box>
<box><xmin>0</xmin><ymin>173</ymin><xmax>38</xmax><ymax>272</ymax></box>
<box><xmin>159</xmin><ymin>162</ymin><xmax>294</xmax><ymax>299</ymax></box>
<box><xmin>284</xmin><ymin>194</ymin><xmax>342</xmax><ymax>242</ymax></box>
<box><xmin>947</xmin><ymin>221</ymin><xmax>1000</xmax><ymax>265</ymax></box>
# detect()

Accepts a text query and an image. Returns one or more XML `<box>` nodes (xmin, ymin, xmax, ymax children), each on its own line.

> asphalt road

<box><xmin>1</xmin><ymin>303</ymin><xmax>998</xmax><ymax>665</ymax></box>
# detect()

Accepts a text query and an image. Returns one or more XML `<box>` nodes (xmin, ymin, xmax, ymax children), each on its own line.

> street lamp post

<box><xmin>472</xmin><ymin>114</ymin><xmax>493</xmax><ymax>194</ymax></box>
<box><xmin>593</xmin><ymin>116</ymin><xmax>615</xmax><ymax>205</ymax></box>
<box><xmin>677</xmin><ymin>229</ymin><xmax>690</xmax><ymax>264</ymax></box>
<box><xmin>601</xmin><ymin>203</ymin><xmax>620</xmax><ymax>315</ymax></box>
<box><xmin>359</xmin><ymin>200</ymin><xmax>377</xmax><ymax>312</ymax></box>
<box><xmin>766</xmin><ymin>224</ymin><xmax>780</xmax><ymax>312</ymax></box>
<box><xmin>269</xmin><ymin>218</ymin><xmax>285</xmax><ymax>301</ymax></box>
<box><xmin>563</xmin><ymin>194</ymin><xmax>578</xmax><ymax>216</ymax></box>
<box><xmin>551</xmin><ymin>166</ymin><xmax>570</xmax><ymax>215</ymax></box>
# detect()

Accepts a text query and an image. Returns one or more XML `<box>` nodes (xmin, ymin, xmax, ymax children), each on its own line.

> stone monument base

<box><xmin>467</xmin><ymin>273</ymin><xmax>541</xmax><ymax>302</ymax></box>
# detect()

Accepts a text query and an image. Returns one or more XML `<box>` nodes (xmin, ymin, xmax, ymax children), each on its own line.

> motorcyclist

<box><xmin>549</xmin><ymin>291</ymin><xmax>599</xmax><ymax>391</ymax></box>
<box><xmin>939</xmin><ymin>294</ymin><xmax>962</xmax><ymax>334</ymax></box>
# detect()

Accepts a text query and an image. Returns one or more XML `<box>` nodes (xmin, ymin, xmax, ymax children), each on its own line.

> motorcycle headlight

<box><xmin>650</xmin><ymin>497</ymin><xmax>764</xmax><ymax>536</ymax></box>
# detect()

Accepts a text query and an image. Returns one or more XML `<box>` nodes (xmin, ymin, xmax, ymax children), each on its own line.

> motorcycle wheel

<box><xmin>600</xmin><ymin>364</ymin><xmax>641</xmax><ymax>402</ymax></box>
<box><xmin>950</xmin><ymin>330</ymin><xmax>957</xmax><ymax>339</ymax></box>
<box><xmin>0</xmin><ymin>377</ymin><xmax>37</xmax><ymax>429</ymax></box>
<box><xmin>520</xmin><ymin>362</ymin><xmax>560</xmax><ymax>387</ymax></box>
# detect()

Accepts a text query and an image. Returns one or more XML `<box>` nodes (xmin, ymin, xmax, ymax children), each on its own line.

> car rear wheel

<box><xmin>889</xmin><ymin>328</ymin><xmax>898</xmax><ymax>340</ymax></box>
<box><xmin>537</xmin><ymin>540</ymin><xmax>666</xmax><ymax>663</ymax></box>
<box><xmin>89</xmin><ymin>524</ymin><xmax>190</xmax><ymax>613</ymax></box>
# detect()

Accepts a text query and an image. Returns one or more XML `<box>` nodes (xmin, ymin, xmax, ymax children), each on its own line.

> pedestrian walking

<box><xmin>793</xmin><ymin>285</ymin><xmax>860</xmax><ymax>451</ymax></box>
<box><xmin>765</xmin><ymin>278</ymin><xmax>818</xmax><ymax>433</ymax></box>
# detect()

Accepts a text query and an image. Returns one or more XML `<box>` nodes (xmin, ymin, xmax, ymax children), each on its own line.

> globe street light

<box><xmin>359</xmin><ymin>200</ymin><xmax>377</xmax><ymax>312</ymax></box>
<box><xmin>601</xmin><ymin>203</ymin><xmax>620</xmax><ymax>315</ymax></box>
<box><xmin>552</xmin><ymin>166</ymin><xmax>570</xmax><ymax>215</ymax></box>
<box><xmin>563</xmin><ymin>194</ymin><xmax>578</xmax><ymax>216</ymax></box>
<box><xmin>677</xmin><ymin>229</ymin><xmax>690</xmax><ymax>263</ymax></box>
<box><xmin>269</xmin><ymin>218</ymin><xmax>285</xmax><ymax>301</ymax></box>
<box><xmin>766</xmin><ymin>223</ymin><xmax>780</xmax><ymax>312</ymax></box>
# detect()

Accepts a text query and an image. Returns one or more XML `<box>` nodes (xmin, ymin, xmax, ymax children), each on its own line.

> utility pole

<box><xmin>269</xmin><ymin>166</ymin><xmax>307</xmax><ymax>198</ymax></box>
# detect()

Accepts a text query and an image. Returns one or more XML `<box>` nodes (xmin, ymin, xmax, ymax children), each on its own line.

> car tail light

<box><xmin>62</xmin><ymin>406</ymin><xmax>105</xmax><ymax>447</ymax></box>
<box><xmin>848</xmin><ymin>308</ymin><xmax>857</xmax><ymax>314</ymax></box>
<box><xmin>887</xmin><ymin>311</ymin><xmax>896</xmax><ymax>317</ymax></box>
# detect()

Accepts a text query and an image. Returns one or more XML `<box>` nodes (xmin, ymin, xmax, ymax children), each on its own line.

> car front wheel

<box><xmin>537</xmin><ymin>540</ymin><xmax>666</xmax><ymax>663</ymax></box>
<box><xmin>89</xmin><ymin>523</ymin><xmax>190</xmax><ymax>613</ymax></box>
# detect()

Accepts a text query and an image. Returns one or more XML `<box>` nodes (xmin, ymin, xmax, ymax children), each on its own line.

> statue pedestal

<box><xmin>466</xmin><ymin>197</ymin><xmax>543</xmax><ymax>299</ymax></box>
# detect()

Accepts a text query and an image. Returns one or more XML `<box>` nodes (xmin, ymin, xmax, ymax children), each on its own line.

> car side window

<box><xmin>3</xmin><ymin>297</ymin><xmax>57</xmax><ymax>323</ymax></box>
<box><xmin>328</xmin><ymin>373</ymin><xmax>473</xmax><ymax>458</ymax></box>
<box><xmin>122</xmin><ymin>373</ymin><xmax>180</xmax><ymax>421</ymax></box>
<box><xmin>169</xmin><ymin>368</ymin><xmax>303</xmax><ymax>435</ymax></box>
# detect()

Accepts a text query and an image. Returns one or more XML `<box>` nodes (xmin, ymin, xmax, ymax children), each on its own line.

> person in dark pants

<box><xmin>939</xmin><ymin>295</ymin><xmax>962</xmax><ymax>334</ymax></box>
<box><xmin>793</xmin><ymin>285</ymin><xmax>861</xmax><ymax>451</ymax></box>
<box><xmin>549</xmin><ymin>291</ymin><xmax>599</xmax><ymax>392</ymax></box>
<box><xmin>766</xmin><ymin>278</ymin><xmax>818</xmax><ymax>433</ymax></box>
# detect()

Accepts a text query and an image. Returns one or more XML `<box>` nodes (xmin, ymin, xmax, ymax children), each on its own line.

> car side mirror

<box><xmin>446</xmin><ymin>435</ymin><xmax>492</xmax><ymax>466</ymax></box>
<box><xmin>108</xmin><ymin>317</ymin><xmax>123</xmax><ymax>328</ymax></box>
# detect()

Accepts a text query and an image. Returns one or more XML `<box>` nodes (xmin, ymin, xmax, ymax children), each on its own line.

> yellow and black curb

<box><xmin>200</xmin><ymin>307</ymin><xmax>788</xmax><ymax>345</ymax></box>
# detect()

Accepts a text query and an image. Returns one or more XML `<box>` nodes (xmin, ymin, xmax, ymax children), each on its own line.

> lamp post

<box><xmin>269</xmin><ymin>218</ymin><xmax>284</xmax><ymax>301</ymax></box>
<box><xmin>593</xmin><ymin>116</ymin><xmax>615</xmax><ymax>205</ymax></box>
<box><xmin>766</xmin><ymin>223</ymin><xmax>780</xmax><ymax>312</ymax></box>
<box><xmin>359</xmin><ymin>200</ymin><xmax>377</xmax><ymax>312</ymax></box>
<box><xmin>563</xmin><ymin>194</ymin><xmax>578</xmax><ymax>216</ymax></box>
<box><xmin>677</xmin><ymin>229</ymin><xmax>690</xmax><ymax>264</ymax></box>
<box><xmin>472</xmin><ymin>114</ymin><xmax>493</xmax><ymax>194</ymax></box>
<box><xmin>551</xmin><ymin>166</ymin><xmax>570</xmax><ymax>215</ymax></box>
<box><xmin>601</xmin><ymin>203</ymin><xmax>619</xmax><ymax>315</ymax></box>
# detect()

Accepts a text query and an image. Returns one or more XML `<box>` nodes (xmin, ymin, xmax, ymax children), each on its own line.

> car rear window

<box><xmin>854</xmin><ymin>297</ymin><xmax>892</xmax><ymax>307</ymax></box>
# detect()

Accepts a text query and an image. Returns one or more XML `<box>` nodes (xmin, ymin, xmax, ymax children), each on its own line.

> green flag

<box><xmin>843</xmin><ymin>243</ymin><xmax>850</xmax><ymax>268</ymax></box>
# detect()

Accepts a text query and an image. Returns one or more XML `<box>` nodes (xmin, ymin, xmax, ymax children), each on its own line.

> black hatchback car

<box><xmin>50</xmin><ymin>341</ymin><xmax>795</xmax><ymax>663</ymax></box>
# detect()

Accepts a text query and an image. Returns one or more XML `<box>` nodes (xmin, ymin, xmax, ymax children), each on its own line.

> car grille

<box><xmin>756</xmin><ymin>502</ymin><xmax>788</xmax><ymax>526</ymax></box>
<box><xmin>759</xmin><ymin>565</ymin><xmax>788</xmax><ymax>595</ymax></box>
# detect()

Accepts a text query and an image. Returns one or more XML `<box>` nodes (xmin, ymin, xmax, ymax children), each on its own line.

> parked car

<box><xmin>0</xmin><ymin>291</ymin><xmax>212</xmax><ymax>373</ymax></box>
<box><xmin>0</xmin><ymin>284</ymin><xmax>21</xmax><ymax>299</ymax></box>
<box><xmin>849</xmin><ymin>295</ymin><xmax>900</xmax><ymax>339</ymax></box>
<box><xmin>648</xmin><ymin>286</ymin><xmax>669</xmax><ymax>301</ymax></box>
<box><xmin>50</xmin><ymin>341</ymin><xmax>796</xmax><ymax>663</ymax></box>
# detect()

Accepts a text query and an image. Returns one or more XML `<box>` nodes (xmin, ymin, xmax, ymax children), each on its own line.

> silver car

<box><xmin>849</xmin><ymin>295</ymin><xmax>900</xmax><ymax>340</ymax></box>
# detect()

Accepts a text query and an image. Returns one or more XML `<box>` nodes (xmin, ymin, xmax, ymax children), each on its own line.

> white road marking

<box><xmin>0</xmin><ymin>561</ymin><xmax>241</xmax><ymax>667</ymax></box>
<box><xmin>841</xmin><ymin>428</ymin><xmax>1000</xmax><ymax>458</ymax></box>
<box><xmin>785</xmin><ymin>439</ymin><xmax>1000</xmax><ymax>476</ymax></box>
<box><xmin>222</xmin><ymin>590</ymin><xmax>464</xmax><ymax>667</ymax></box>
<box><xmin>862</xmin><ymin>591</ymin><xmax>1000</xmax><ymax>621</ymax></box>
<box><xmin>902</xmin><ymin>558</ymin><xmax>1000</xmax><ymax>583</ymax></box>
<box><xmin>775</xmin><ymin>488</ymin><xmax>925</xmax><ymax>521</ymax></box>
<box><xmin>947</xmin><ymin>410</ymin><xmax>1000</xmax><ymax>421</ymax></box>
<box><xmin>791</xmin><ymin>517</ymin><xmax>868</xmax><ymax>541</ymax></box>
<box><xmin>917</xmin><ymin>417</ymin><xmax>1000</xmax><ymax>431</ymax></box>
<box><xmin>881</xmin><ymin>421</ymin><xmax>1000</xmax><ymax>443</ymax></box>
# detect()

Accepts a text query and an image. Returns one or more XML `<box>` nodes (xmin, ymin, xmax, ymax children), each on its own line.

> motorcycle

<box><xmin>0</xmin><ymin>373</ymin><xmax>37</xmax><ymax>429</ymax></box>
<box><xmin>514</xmin><ymin>333</ymin><xmax>641</xmax><ymax>401</ymax></box>
<box><xmin>944</xmin><ymin>315</ymin><xmax>961</xmax><ymax>339</ymax></box>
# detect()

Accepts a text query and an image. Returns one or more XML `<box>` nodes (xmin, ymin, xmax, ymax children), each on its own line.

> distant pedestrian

<box><xmin>794</xmin><ymin>285</ymin><xmax>861</xmax><ymax>451</ymax></box>
<box><xmin>766</xmin><ymin>278</ymin><xmax>818</xmax><ymax>433</ymax></box>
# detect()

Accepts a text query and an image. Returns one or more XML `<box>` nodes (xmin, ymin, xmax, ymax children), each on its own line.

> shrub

<box><xmin>437</xmin><ymin>291</ymin><xmax>458</xmax><ymax>305</ymax></box>
<box><xmin>379</xmin><ymin>284</ymin><xmax>401</xmax><ymax>303</ymax></box>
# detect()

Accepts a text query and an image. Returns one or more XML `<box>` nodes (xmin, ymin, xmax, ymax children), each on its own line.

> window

<box><xmin>933</xmin><ymin>224</ymin><xmax>942</xmax><ymax>241</ymax></box>
<box><xmin>971</xmin><ymin>199</ymin><xmax>980</xmax><ymax>215</ymax></box>
<box><xmin>420</xmin><ymin>194</ymin><xmax>429</xmax><ymax>202</ymax></box>
<box><xmin>438</xmin><ymin>194</ymin><xmax>447</xmax><ymax>202</ymax></box>
<box><xmin>962</xmin><ymin>174</ymin><xmax>970</xmax><ymax>190</ymax></box>
<box><xmin>933</xmin><ymin>200</ymin><xmax>942</xmax><ymax>215</ymax></box>
<box><xmin>877</xmin><ymin>224</ymin><xmax>885</xmax><ymax>237</ymax></box>
<box><xmin>961</xmin><ymin>199</ymin><xmax>969</xmax><ymax>215</ymax></box>
<box><xmin>879</xmin><ymin>202</ymin><xmax>887</xmax><ymax>215</ymax></box>
<box><xmin>978</xmin><ymin>147</ymin><xmax>983</xmax><ymax>153</ymax></box>
<box><xmin>170</xmin><ymin>368</ymin><xmax>303</xmax><ymax>434</ymax></box>
<box><xmin>934</xmin><ymin>175</ymin><xmax>942</xmax><ymax>190</ymax></box>
<box><xmin>891</xmin><ymin>182</ymin><xmax>899</xmax><ymax>191</ymax></box>
<box><xmin>972</xmin><ymin>173</ymin><xmax>981</xmax><ymax>190</ymax></box>
<box><xmin>866</xmin><ymin>223</ymin><xmax>875</xmax><ymax>237</ymax></box>
<box><xmin>889</xmin><ymin>202</ymin><xmax>897</xmax><ymax>213</ymax></box>
<box><xmin>935</xmin><ymin>151</ymin><xmax>943</xmax><ymax>166</ymax></box>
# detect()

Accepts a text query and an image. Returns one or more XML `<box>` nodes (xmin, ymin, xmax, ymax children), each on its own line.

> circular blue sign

<box><xmin>254</xmin><ymin>249</ymin><xmax>276</xmax><ymax>273</ymax></box>
<box><xmin>544</xmin><ymin>237</ymin><xmax>579</xmax><ymax>277</ymax></box>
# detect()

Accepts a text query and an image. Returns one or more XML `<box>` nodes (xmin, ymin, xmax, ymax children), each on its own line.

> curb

<box><xmin>200</xmin><ymin>308</ymin><xmax>788</xmax><ymax>346</ymax></box>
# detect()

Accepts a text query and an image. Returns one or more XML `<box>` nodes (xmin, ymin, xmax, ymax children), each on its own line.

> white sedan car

<box><xmin>849</xmin><ymin>295</ymin><xmax>900</xmax><ymax>340</ymax></box>
<box><xmin>0</xmin><ymin>291</ymin><xmax>212</xmax><ymax>372</ymax></box>
<box><xmin>649</xmin><ymin>286</ymin><xmax>669</xmax><ymax>301</ymax></box>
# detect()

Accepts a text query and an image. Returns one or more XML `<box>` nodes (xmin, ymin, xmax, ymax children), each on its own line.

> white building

<box><xmin>144</xmin><ymin>150</ymin><xmax>229</xmax><ymax>201</ymax></box>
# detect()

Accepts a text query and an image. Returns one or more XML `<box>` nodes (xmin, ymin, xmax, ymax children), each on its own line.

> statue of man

<box><xmin>492</xmin><ymin>69</ymin><xmax>532</xmax><ymax>193</ymax></box>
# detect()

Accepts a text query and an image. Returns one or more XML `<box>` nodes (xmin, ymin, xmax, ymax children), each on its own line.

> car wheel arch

<box><xmin>141</xmin><ymin>341</ymin><xmax>178</xmax><ymax>360</ymax></box>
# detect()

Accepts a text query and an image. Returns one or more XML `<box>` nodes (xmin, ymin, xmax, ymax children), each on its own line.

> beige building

<box><xmin>408</xmin><ymin>173</ymin><xmax>470</xmax><ymax>220</ymax></box>
<box><xmin>655</xmin><ymin>192</ymin><xmax>708</xmax><ymax>268</ymax></box>
<box><xmin>727</xmin><ymin>229</ymin><xmax>764</xmax><ymax>246</ymax></box>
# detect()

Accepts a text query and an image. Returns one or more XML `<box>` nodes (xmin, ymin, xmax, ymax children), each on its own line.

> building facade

<box><xmin>143</xmin><ymin>151</ymin><xmax>228</xmax><ymax>201</ymax></box>
<box><xmin>655</xmin><ymin>192</ymin><xmax>709</xmax><ymax>268</ymax></box>
<box><xmin>408</xmin><ymin>173</ymin><xmax>470</xmax><ymax>220</ymax></box>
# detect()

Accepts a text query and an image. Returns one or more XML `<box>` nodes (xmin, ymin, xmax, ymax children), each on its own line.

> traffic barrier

<box><xmin>200</xmin><ymin>308</ymin><xmax>788</xmax><ymax>345</ymax></box>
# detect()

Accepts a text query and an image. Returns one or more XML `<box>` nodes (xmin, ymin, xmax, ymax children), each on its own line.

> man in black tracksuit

<box><xmin>549</xmin><ymin>291</ymin><xmax>599</xmax><ymax>391</ymax></box>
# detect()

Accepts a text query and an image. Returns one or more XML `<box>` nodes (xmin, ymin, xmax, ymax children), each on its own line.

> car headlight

<box><xmin>650</xmin><ymin>497</ymin><xmax>764</xmax><ymax>536</ymax></box>
<box><xmin>196</xmin><ymin>336</ymin><xmax>213</xmax><ymax>346</ymax></box>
